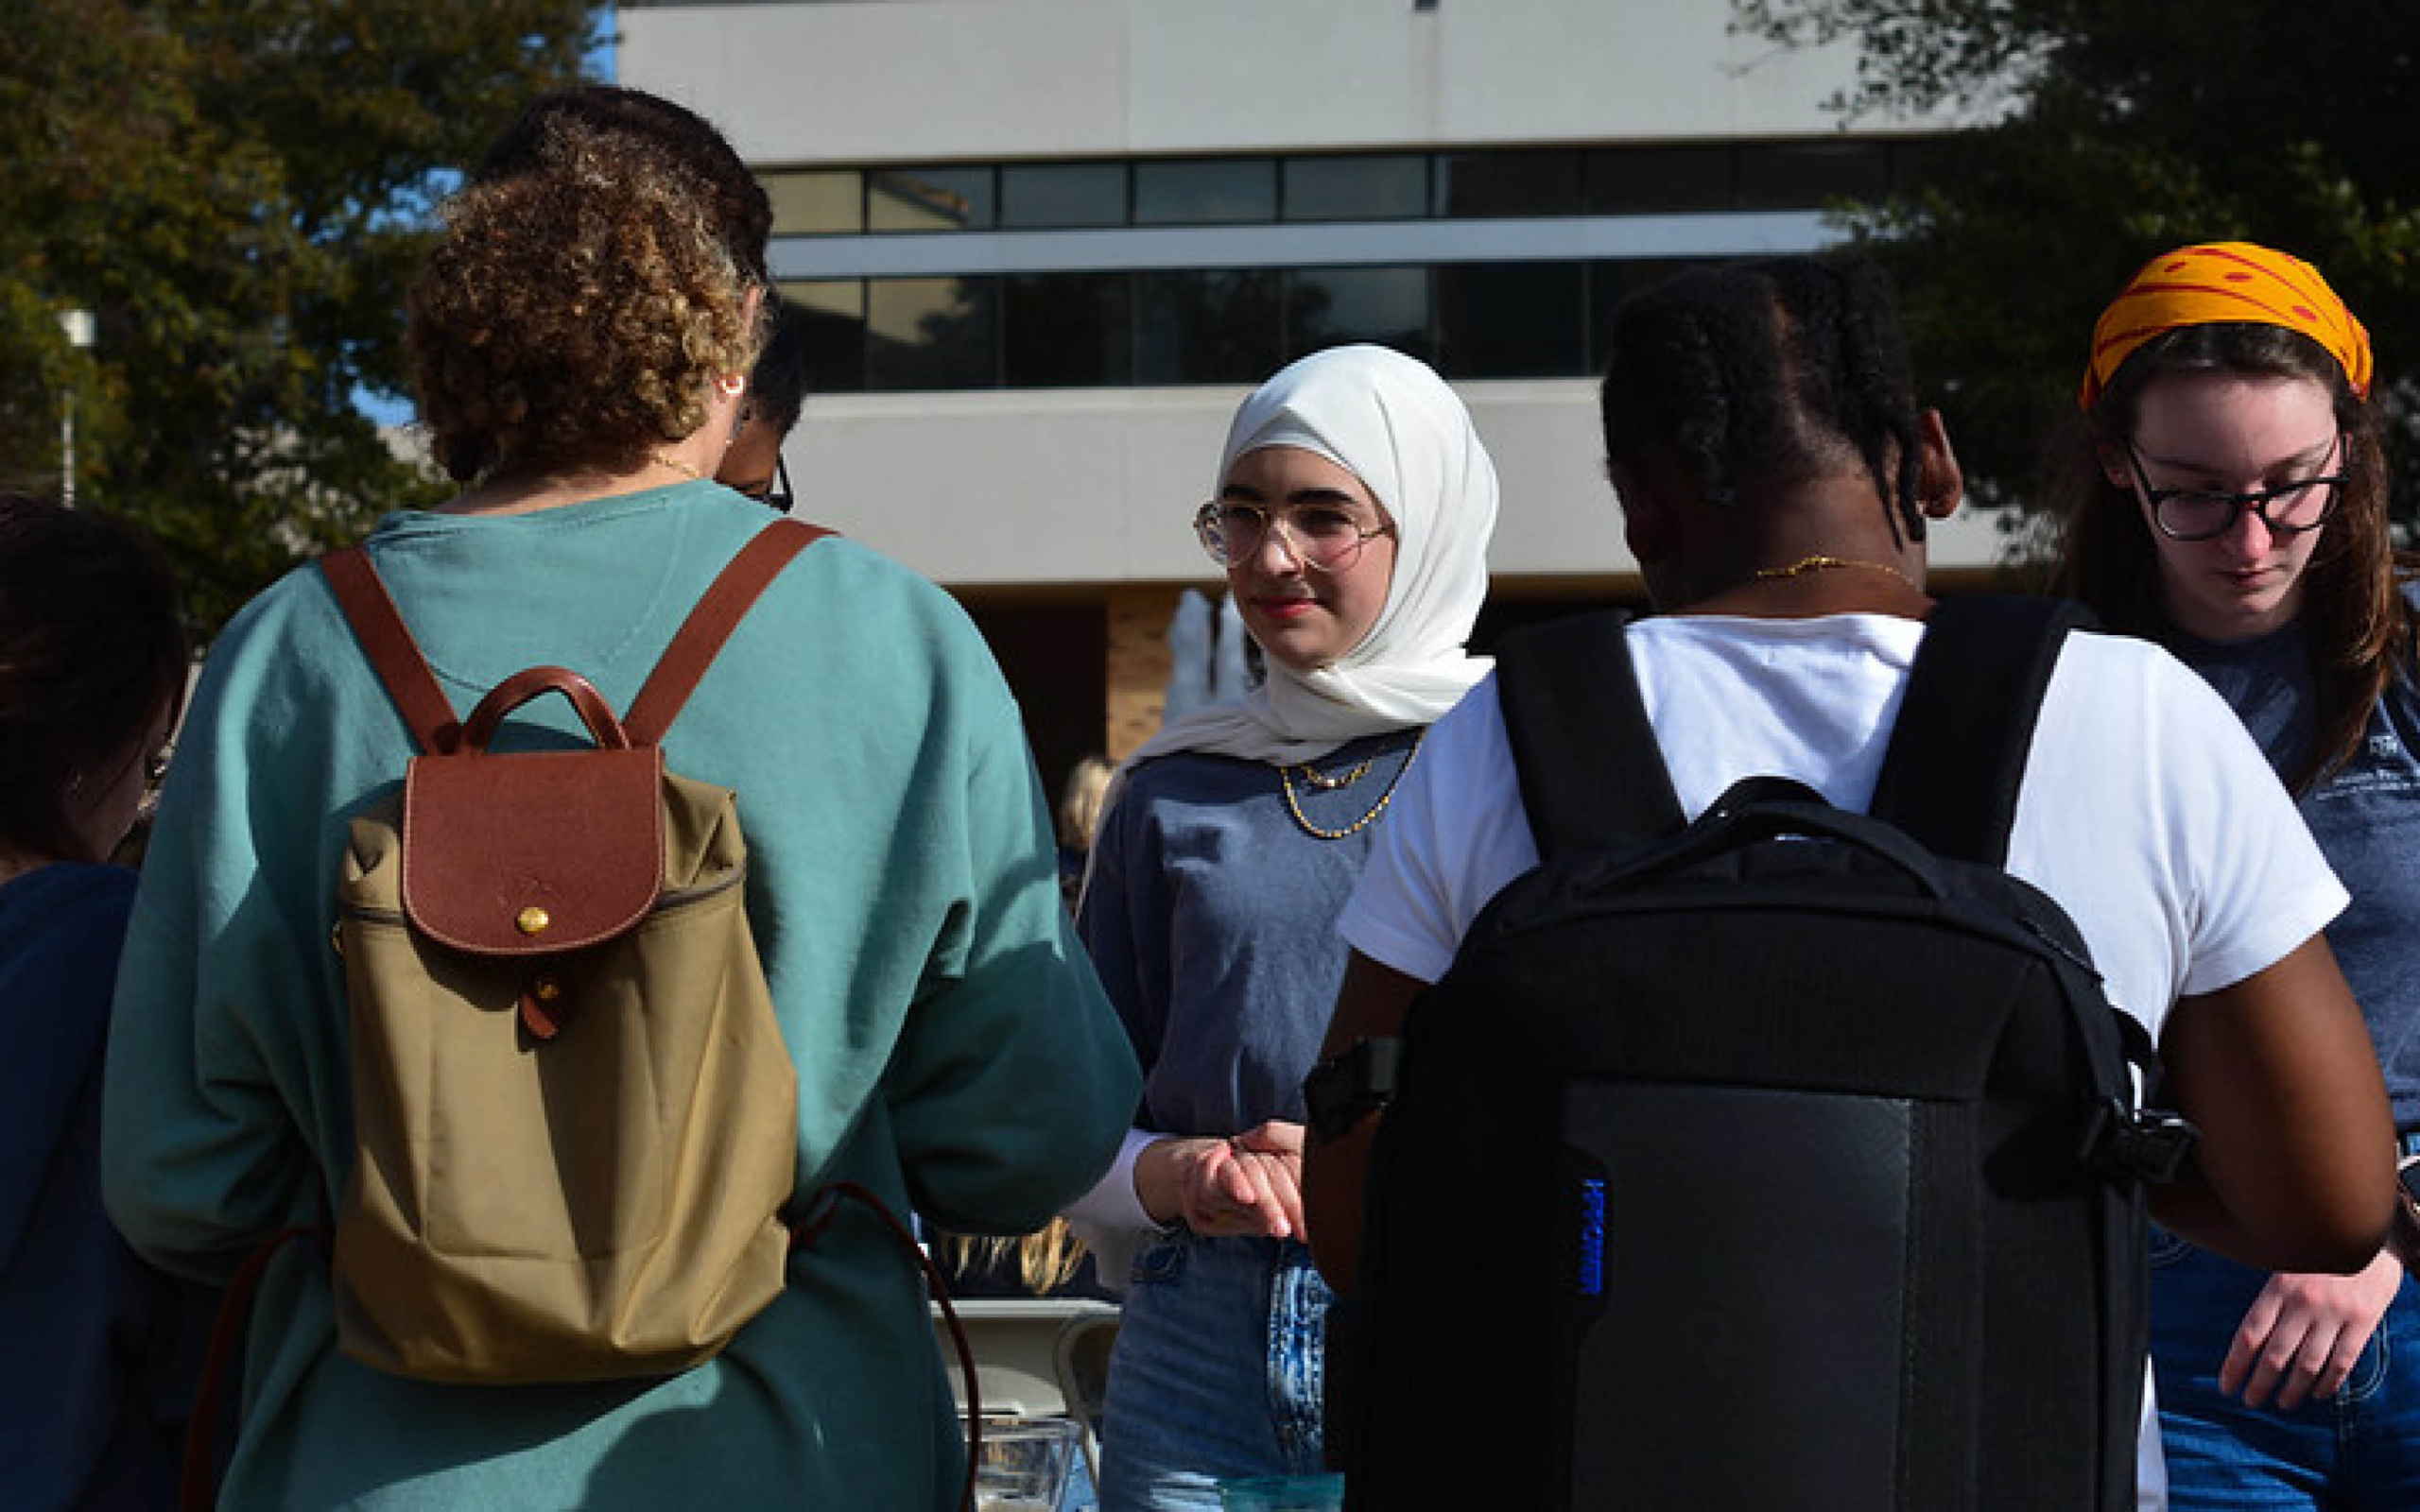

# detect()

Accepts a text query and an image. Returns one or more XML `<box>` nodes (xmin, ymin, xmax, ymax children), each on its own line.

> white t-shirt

<box><xmin>1336</xmin><ymin>613</ymin><xmax>2348</xmax><ymax>1512</ymax></box>
<box><xmin>1340</xmin><ymin>613</ymin><xmax>2344</xmax><ymax>1039</ymax></box>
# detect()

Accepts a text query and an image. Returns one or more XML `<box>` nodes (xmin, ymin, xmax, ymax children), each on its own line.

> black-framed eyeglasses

<box><xmin>2123</xmin><ymin>436</ymin><xmax>2347</xmax><ymax>542</ymax></box>
<box><xmin>1193</xmin><ymin>499</ymin><xmax>1393</xmax><ymax>574</ymax></box>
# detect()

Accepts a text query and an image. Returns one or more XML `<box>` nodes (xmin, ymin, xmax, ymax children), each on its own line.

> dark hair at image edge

<box><xmin>1598</xmin><ymin>253</ymin><xmax>1932</xmax><ymax>544</ymax></box>
<box><xmin>748</xmin><ymin>296</ymin><xmax>813</xmax><ymax>438</ymax></box>
<box><xmin>0</xmin><ymin>493</ymin><xmax>188</xmax><ymax>860</ymax></box>
<box><xmin>2055</xmin><ymin>322</ymin><xmax>2411</xmax><ymax>793</ymax></box>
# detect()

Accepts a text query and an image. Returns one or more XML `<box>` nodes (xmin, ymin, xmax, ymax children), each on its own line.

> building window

<box><xmin>1435</xmin><ymin>262</ymin><xmax>1585</xmax><ymax>379</ymax></box>
<box><xmin>1584</xmin><ymin>259</ymin><xmax>1697</xmax><ymax>373</ymax></box>
<box><xmin>1134</xmin><ymin>159</ymin><xmax>1278</xmax><ymax>226</ymax></box>
<box><xmin>1584</xmin><ymin>146</ymin><xmax>1737</xmax><ymax>214</ymax></box>
<box><xmin>1283</xmin><ymin>154</ymin><xmax>1429</xmax><ymax>222</ymax></box>
<box><xmin>1887</xmin><ymin>139</ymin><xmax>1957</xmax><ymax>198</ymax></box>
<box><xmin>1285</xmin><ymin>266</ymin><xmax>1433</xmax><ymax>363</ymax></box>
<box><xmin>1737</xmin><ymin>142</ymin><xmax>1891</xmax><ymax>209</ymax></box>
<box><xmin>761</xmin><ymin>139</ymin><xmax>1931</xmax><ymax>389</ymax></box>
<box><xmin>867</xmin><ymin>276</ymin><xmax>997</xmax><ymax>390</ymax></box>
<box><xmin>782</xmin><ymin>279</ymin><xmax>869</xmax><ymax>394</ymax></box>
<box><xmin>766</xmin><ymin>169</ymin><xmax>863</xmax><ymax>235</ymax></box>
<box><xmin>1434</xmin><ymin>148</ymin><xmax>1582</xmax><ymax>218</ymax></box>
<box><xmin>1000</xmin><ymin>162</ymin><xmax>1128</xmax><ymax>229</ymax></box>
<box><xmin>1004</xmin><ymin>272</ymin><xmax>1133</xmax><ymax>387</ymax></box>
<box><xmin>869</xmin><ymin>166</ymin><xmax>995</xmax><ymax>232</ymax></box>
<box><xmin>1135</xmin><ymin>269</ymin><xmax>1285</xmax><ymax>385</ymax></box>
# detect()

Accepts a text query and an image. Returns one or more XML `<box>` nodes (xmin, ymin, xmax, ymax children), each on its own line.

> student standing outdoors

<box><xmin>0</xmin><ymin>494</ymin><xmax>209</xmax><ymax>1511</ymax></box>
<box><xmin>99</xmin><ymin>87</ymin><xmax>1137</xmax><ymax>1510</ymax></box>
<box><xmin>1068</xmin><ymin>344</ymin><xmax>1498</xmax><ymax>1509</ymax></box>
<box><xmin>1304</xmin><ymin>253</ymin><xmax>2395</xmax><ymax>1509</ymax></box>
<box><xmin>2059</xmin><ymin>240</ymin><xmax>2420</xmax><ymax>1508</ymax></box>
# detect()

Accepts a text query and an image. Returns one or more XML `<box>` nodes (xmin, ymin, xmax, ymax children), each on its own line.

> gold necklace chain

<box><xmin>651</xmin><ymin>452</ymin><xmax>707</xmax><ymax>482</ymax></box>
<box><xmin>1280</xmin><ymin>731</ymin><xmax>1426</xmax><ymax>841</ymax></box>
<box><xmin>1296</xmin><ymin>754</ymin><xmax>1374</xmax><ymax>791</ymax></box>
<box><xmin>1753</xmin><ymin>554</ymin><xmax>1914</xmax><ymax>589</ymax></box>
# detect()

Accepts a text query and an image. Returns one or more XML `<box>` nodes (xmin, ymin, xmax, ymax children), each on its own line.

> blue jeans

<box><xmin>1097</xmin><ymin>1232</ymin><xmax>1331</xmax><ymax>1512</ymax></box>
<box><xmin>2151</xmin><ymin>1230</ymin><xmax>2420</xmax><ymax>1508</ymax></box>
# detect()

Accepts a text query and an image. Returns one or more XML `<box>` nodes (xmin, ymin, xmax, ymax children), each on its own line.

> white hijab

<box><xmin>1128</xmin><ymin>344</ymin><xmax>1498</xmax><ymax>768</ymax></box>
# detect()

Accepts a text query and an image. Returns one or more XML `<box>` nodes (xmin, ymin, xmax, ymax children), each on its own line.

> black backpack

<box><xmin>1326</xmin><ymin>596</ymin><xmax>2195</xmax><ymax>1511</ymax></box>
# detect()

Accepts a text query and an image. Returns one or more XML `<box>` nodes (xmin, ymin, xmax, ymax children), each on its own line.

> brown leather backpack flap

<box><xmin>400</xmin><ymin>745</ymin><xmax>666</xmax><ymax>955</ymax></box>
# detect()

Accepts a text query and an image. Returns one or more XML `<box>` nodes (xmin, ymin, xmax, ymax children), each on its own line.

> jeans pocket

<box><xmin>1128</xmin><ymin>1231</ymin><xmax>1187</xmax><ymax>1290</ymax></box>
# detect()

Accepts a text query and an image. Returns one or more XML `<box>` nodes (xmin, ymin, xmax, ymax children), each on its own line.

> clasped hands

<box><xmin>1134</xmin><ymin>1121</ymin><xmax>1306</xmax><ymax>1241</ymax></box>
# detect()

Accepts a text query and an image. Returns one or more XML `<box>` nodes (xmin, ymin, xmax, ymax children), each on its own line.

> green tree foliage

<box><xmin>0</xmin><ymin>1</ymin><xmax>602</xmax><ymax>633</ymax></box>
<box><xmin>1735</xmin><ymin>0</ymin><xmax>2420</xmax><ymax>531</ymax></box>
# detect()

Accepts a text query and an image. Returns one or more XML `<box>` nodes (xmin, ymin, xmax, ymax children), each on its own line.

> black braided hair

<box><xmin>1599</xmin><ymin>253</ymin><xmax>1930</xmax><ymax>542</ymax></box>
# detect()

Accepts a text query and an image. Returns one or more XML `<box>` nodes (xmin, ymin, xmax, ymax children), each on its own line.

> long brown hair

<box><xmin>2054</xmin><ymin>322</ymin><xmax>2411</xmax><ymax>793</ymax></box>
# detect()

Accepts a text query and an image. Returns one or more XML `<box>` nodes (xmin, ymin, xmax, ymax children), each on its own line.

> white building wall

<box><xmin>618</xmin><ymin>2</ymin><xmax>1999</xmax><ymax>591</ymax></box>
<box><xmin>621</xmin><ymin>0</ymin><xmax>1916</xmax><ymax>164</ymax></box>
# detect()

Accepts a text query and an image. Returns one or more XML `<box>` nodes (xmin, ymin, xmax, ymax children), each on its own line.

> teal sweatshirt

<box><xmin>101</xmin><ymin>484</ymin><xmax>1139</xmax><ymax>1510</ymax></box>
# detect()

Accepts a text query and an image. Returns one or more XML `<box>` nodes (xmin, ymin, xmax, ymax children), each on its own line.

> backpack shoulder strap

<box><xmin>320</xmin><ymin>547</ymin><xmax>461</xmax><ymax>755</ymax></box>
<box><xmin>1868</xmin><ymin>594</ymin><xmax>2099</xmax><ymax>866</ymax></box>
<box><xmin>624</xmin><ymin>519</ymin><xmax>830</xmax><ymax>746</ymax></box>
<box><xmin>1492</xmin><ymin>609</ymin><xmax>1686</xmax><ymax>860</ymax></box>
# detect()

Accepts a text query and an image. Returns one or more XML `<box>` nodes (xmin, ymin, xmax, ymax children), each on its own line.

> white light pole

<box><xmin>59</xmin><ymin>308</ymin><xmax>94</xmax><ymax>507</ymax></box>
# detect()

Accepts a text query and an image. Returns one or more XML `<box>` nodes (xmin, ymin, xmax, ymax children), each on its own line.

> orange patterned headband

<box><xmin>2079</xmin><ymin>241</ymin><xmax>2372</xmax><ymax>408</ymax></box>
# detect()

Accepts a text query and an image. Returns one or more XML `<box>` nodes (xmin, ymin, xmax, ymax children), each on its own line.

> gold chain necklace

<box><xmin>1280</xmin><ymin>731</ymin><xmax>1426</xmax><ymax>841</ymax></box>
<box><xmin>1753</xmin><ymin>555</ymin><xmax>1914</xmax><ymax>589</ymax></box>
<box><xmin>1296</xmin><ymin>754</ymin><xmax>1374</xmax><ymax>791</ymax></box>
<box><xmin>651</xmin><ymin>452</ymin><xmax>707</xmax><ymax>482</ymax></box>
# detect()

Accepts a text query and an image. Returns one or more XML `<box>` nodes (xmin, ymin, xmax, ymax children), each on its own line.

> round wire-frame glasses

<box><xmin>1192</xmin><ymin>500</ymin><xmax>1393</xmax><ymax>574</ymax></box>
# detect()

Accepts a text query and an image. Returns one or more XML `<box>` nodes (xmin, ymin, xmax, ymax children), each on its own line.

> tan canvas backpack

<box><xmin>317</xmin><ymin>520</ymin><xmax>822</xmax><ymax>1383</ymax></box>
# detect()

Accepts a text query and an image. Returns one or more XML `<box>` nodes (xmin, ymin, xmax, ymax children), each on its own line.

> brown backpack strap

<box><xmin>320</xmin><ymin>547</ymin><xmax>464</xmax><ymax>755</ymax></box>
<box><xmin>624</xmin><ymin>519</ymin><xmax>830</xmax><ymax>747</ymax></box>
<box><xmin>794</xmin><ymin>1181</ymin><xmax>980</xmax><ymax>1512</ymax></box>
<box><xmin>182</xmin><ymin>1222</ymin><xmax>326</xmax><ymax>1512</ymax></box>
<box><xmin>322</xmin><ymin>521</ymin><xmax>828</xmax><ymax>754</ymax></box>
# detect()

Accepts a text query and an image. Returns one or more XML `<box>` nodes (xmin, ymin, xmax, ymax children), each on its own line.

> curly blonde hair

<box><xmin>409</xmin><ymin>101</ymin><xmax>765</xmax><ymax>484</ymax></box>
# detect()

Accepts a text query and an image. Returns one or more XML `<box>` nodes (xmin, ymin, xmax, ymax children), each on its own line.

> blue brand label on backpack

<box><xmin>1576</xmin><ymin>1177</ymin><xmax>1606</xmax><ymax>1297</ymax></box>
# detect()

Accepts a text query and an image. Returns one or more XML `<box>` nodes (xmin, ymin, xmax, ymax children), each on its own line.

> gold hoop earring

<box><xmin>717</xmin><ymin>373</ymin><xmax>747</xmax><ymax>399</ymax></box>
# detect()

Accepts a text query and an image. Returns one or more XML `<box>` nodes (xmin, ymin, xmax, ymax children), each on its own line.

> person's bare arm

<box><xmin>2152</xmin><ymin>935</ymin><xmax>2394</xmax><ymax>1273</ymax></box>
<box><xmin>1301</xmin><ymin>951</ymin><xmax>1428</xmax><ymax>1294</ymax></box>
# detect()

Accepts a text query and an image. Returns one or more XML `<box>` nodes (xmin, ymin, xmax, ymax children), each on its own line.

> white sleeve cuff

<box><xmin>1063</xmin><ymin>1126</ymin><xmax>1165</xmax><ymax>1239</ymax></box>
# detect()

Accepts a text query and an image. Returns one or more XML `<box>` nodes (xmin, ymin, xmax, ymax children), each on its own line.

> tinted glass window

<box><xmin>765</xmin><ymin>170</ymin><xmax>863</xmax><ymax>235</ymax></box>
<box><xmin>1135</xmin><ymin>269</ymin><xmax>1284</xmax><ymax>385</ymax></box>
<box><xmin>1004</xmin><ymin>273</ymin><xmax>1132</xmax><ymax>387</ymax></box>
<box><xmin>1584</xmin><ymin>259</ymin><xmax>1703</xmax><ymax>375</ymax></box>
<box><xmin>867</xmin><ymin>277</ymin><xmax>997</xmax><ymax>390</ymax></box>
<box><xmin>1285</xmin><ymin>266</ymin><xmax>1432</xmax><ymax>363</ymax></box>
<box><xmin>779</xmin><ymin>279</ymin><xmax>869</xmax><ymax>394</ymax></box>
<box><xmin>1283</xmin><ymin>155</ymin><xmax>1428</xmax><ymax>222</ymax></box>
<box><xmin>1134</xmin><ymin>159</ymin><xmax>1277</xmax><ymax>226</ymax></box>
<box><xmin>1435</xmin><ymin>262</ymin><xmax>1585</xmax><ymax>379</ymax></box>
<box><xmin>1887</xmin><ymin>139</ymin><xmax>1957</xmax><ymax>198</ymax></box>
<box><xmin>1001</xmin><ymin>163</ymin><xmax>1129</xmax><ymax>229</ymax></box>
<box><xmin>1737</xmin><ymin>143</ymin><xmax>1891</xmax><ymax>209</ymax></box>
<box><xmin>1585</xmin><ymin>146</ymin><xmax>1736</xmax><ymax>214</ymax></box>
<box><xmin>869</xmin><ymin>166</ymin><xmax>995</xmax><ymax>232</ymax></box>
<box><xmin>1434</xmin><ymin>150</ymin><xmax>1581</xmax><ymax>218</ymax></box>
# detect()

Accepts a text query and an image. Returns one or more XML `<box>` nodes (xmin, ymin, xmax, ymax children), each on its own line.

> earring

<box><xmin>717</xmin><ymin>373</ymin><xmax>747</xmax><ymax>399</ymax></box>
